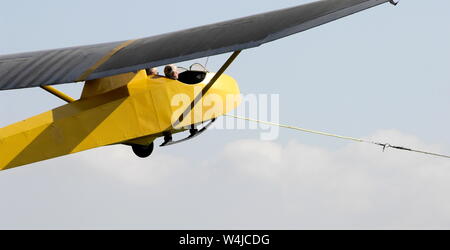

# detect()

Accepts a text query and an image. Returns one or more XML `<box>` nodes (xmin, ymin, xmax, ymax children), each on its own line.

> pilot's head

<box><xmin>146</xmin><ymin>67</ymin><xmax>158</xmax><ymax>76</ymax></box>
<box><xmin>164</xmin><ymin>64</ymin><xmax>179</xmax><ymax>80</ymax></box>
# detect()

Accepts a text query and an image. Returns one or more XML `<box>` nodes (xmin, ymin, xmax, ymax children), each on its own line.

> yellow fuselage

<box><xmin>0</xmin><ymin>70</ymin><xmax>241</xmax><ymax>171</ymax></box>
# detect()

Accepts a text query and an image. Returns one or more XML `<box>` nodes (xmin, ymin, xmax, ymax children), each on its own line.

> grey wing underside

<box><xmin>0</xmin><ymin>0</ymin><xmax>393</xmax><ymax>91</ymax></box>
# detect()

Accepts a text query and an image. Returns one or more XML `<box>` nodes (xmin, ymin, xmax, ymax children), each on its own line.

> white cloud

<box><xmin>223</xmin><ymin>130</ymin><xmax>450</xmax><ymax>229</ymax></box>
<box><xmin>1</xmin><ymin>129</ymin><xmax>449</xmax><ymax>229</ymax></box>
<box><xmin>80</xmin><ymin>145</ymin><xmax>188</xmax><ymax>187</ymax></box>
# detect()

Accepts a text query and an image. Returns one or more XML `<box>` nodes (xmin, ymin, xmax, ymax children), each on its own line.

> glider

<box><xmin>0</xmin><ymin>0</ymin><xmax>400</xmax><ymax>171</ymax></box>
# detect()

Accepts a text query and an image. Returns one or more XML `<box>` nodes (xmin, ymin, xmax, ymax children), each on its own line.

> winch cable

<box><xmin>225</xmin><ymin>114</ymin><xmax>450</xmax><ymax>159</ymax></box>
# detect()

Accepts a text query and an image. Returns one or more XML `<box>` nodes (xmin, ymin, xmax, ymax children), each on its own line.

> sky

<box><xmin>0</xmin><ymin>0</ymin><xmax>450</xmax><ymax>229</ymax></box>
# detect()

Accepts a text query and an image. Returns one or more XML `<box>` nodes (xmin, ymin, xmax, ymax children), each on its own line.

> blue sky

<box><xmin>0</xmin><ymin>0</ymin><xmax>449</xmax><ymax>229</ymax></box>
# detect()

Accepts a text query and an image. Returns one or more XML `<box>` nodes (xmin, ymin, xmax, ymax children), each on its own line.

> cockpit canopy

<box><xmin>177</xmin><ymin>63</ymin><xmax>209</xmax><ymax>85</ymax></box>
<box><xmin>178</xmin><ymin>71</ymin><xmax>207</xmax><ymax>85</ymax></box>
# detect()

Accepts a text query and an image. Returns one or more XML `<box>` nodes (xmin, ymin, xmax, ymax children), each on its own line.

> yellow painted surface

<box><xmin>0</xmin><ymin>70</ymin><xmax>241</xmax><ymax>171</ymax></box>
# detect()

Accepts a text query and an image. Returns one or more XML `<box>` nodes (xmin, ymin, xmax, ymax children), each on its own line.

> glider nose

<box><xmin>169</xmin><ymin>72</ymin><xmax>241</xmax><ymax>129</ymax></box>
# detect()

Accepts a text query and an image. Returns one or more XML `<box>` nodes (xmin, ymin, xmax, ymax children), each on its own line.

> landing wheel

<box><xmin>132</xmin><ymin>142</ymin><xmax>154</xmax><ymax>158</ymax></box>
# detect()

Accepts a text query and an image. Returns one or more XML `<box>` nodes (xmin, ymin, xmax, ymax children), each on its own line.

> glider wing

<box><xmin>0</xmin><ymin>0</ymin><xmax>395</xmax><ymax>90</ymax></box>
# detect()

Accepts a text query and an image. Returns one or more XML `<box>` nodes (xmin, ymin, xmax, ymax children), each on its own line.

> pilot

<box><xmin>146</xmin><ymin>67</ymin><xmax>159</xmax><ymax>76</ymax></box>
<box><xmin>164</xmin><ymin>64</ymin><xmax>179</xmax><ymax>80</ymax></box>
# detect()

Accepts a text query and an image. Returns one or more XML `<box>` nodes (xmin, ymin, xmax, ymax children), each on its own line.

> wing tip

<box><xmin>389</xmin><ymin>0</ymin><xmax>399</xmax><ymax>6</ymax></box>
